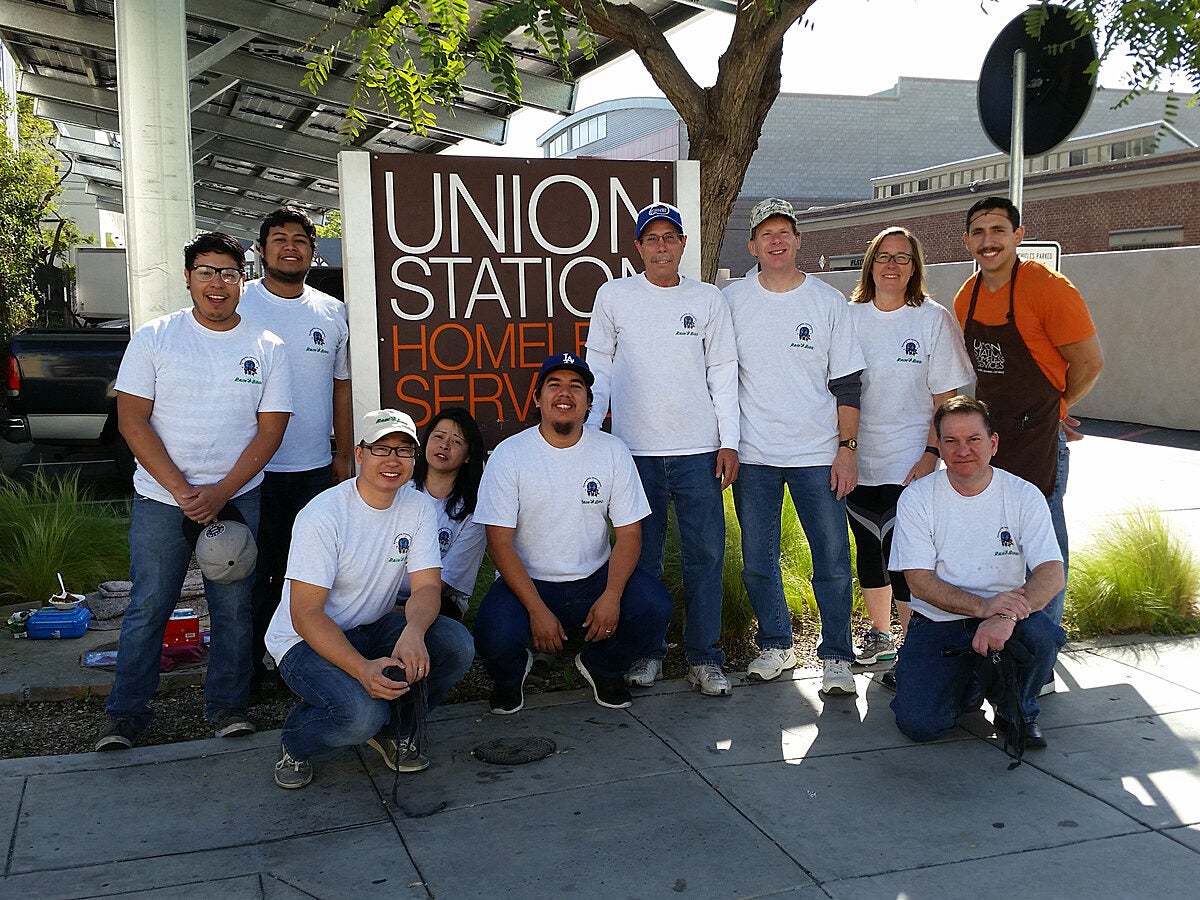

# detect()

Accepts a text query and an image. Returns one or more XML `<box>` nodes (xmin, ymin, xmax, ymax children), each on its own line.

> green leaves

<box><xmin>303</xmin><ymin>0</ymin><xmax>596</xmax><ymax>141</ymax></box>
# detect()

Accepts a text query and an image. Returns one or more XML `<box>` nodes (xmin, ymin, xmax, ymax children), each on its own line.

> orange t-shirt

<box><xmin>954</xmin><ymin>260</ymin><xmax>1096</xmax><ymax>413</ymax></box>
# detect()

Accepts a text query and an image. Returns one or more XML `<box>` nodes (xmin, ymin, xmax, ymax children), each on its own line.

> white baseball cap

<box><xmin>360</xmin><ymin>409</ymin><xmax>420</xmax><ymax>445</ymax></box>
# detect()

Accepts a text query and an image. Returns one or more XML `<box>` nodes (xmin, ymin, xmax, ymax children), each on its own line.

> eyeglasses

<box><xmin>639</xmin><ymin>232</ymin><xmax>683</xmax><ymax>247</ymax></box>
<box><xmin>190</xmin><ymin>265</ymin><xmax>244</xmax><ymax>284</ymax></box>
<box><xmin>873</xmin><ymin>252</ymin><xmax>914</xmax><ymax>265</ymax></box>
<box><xmin>360</xmin><ymin>442</ymin><xmax>418</xmax><ymax>458</ymax></box>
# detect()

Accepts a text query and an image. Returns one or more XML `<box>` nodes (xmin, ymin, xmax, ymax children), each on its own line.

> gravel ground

<box><xmin>0</xmin><ymin>616</ymin><xmax>849</xmax><ymax>759</ymax></box>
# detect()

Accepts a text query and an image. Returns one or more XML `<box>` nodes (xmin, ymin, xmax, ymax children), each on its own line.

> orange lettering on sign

<box><xmin>392</xmin><ymin>324</ymin><xmax>428</xmax><ymax>372</ymax></box>
<box><xmin>503</xmin><ymin>372</ymin><xmax>538</xmax><ymax>421</ymax></box>
<box><xmin>518</xmin><ymin>322</ymin><xmax>552</xmax><ymax>367</ymax></box>
<box><xmin>574</xmin><ymin>320</ymin><xmax>589</xmax><ymax>357</ymax></box>
<box><xmin>396</xmin><ymin>374</ymin><xmax>432</xmax><ymax>423</ymax></box>
<box><xmin>476</xmin><ymin>322</ymin><xmax>516</xmax><ymax>369</ymax></box>
<box><xmin>433</xmin><ymin>374</ymin><xmax>468</xmax><ymax>408</ymax></box>
<box><xmin>468</xmin><ymin>373</ymin><xmax>504</xmax><ymax>420</ymax></box>
<box><xmin>429</xmin><ymin>323</ymin><xmax>473</xmax><ymax>372</ymax></box>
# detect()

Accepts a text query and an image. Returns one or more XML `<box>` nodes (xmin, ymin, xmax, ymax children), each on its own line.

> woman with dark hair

<box><xmin>846</xmin><ymin>226</ymin><xmax>973</xmax><ymax>665</ymax></box>
<box><xmin>397</xmin><ymin>407</ymin><xmax>487</xmax><ymax>620</ymax></box>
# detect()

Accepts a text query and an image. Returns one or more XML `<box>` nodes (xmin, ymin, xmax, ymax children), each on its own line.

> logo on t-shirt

<box><xmin>973</xmin><ymin>338</ymin><xmax>1005</xmax><ymax>374</ymax></box>
<box><xmin>676</xmin><ymin>313</ymin><xmax>698</xmax><ymax>336</ymax></box>
<box><xmin>790</xmin><ymin>323</ymin><xmax>814</xmax><ymax>349</ymax></box>
<box><xmin>995</xmin><ymin>526</ymin><xmax>1018</xmax><ymax>556</ymax></box>
<box><xmin>235</xmin><ymin>357</ymin><xmax>263</xmax><ymax>384</ymax></box>
<box><xmin>389</xmin><ymin>533</ymin><xmax>412</xmax><ymax>564</ymax></box>
<box><xmin>581</xmin><ymin>477</ymin><xmax>603</xmax><ymax>505</ymax></box>
<box><xmin>306</xmin><ymin>328</ymin><xmax>330</xmax><ymax>354</ymax></box>
<box><xmin>897</xmin><ymin>338</ymin><xmax>922</xmax><ymax>363</ymax></box>
<box><xmin>437</xmin><ymin>527</ymin><xmax>453</xmax><ymax>556</ymax></box>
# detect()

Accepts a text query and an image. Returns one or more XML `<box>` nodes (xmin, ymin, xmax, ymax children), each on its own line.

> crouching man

<box><xmin>473</xmin><ymin>353</ymin><xmax>674</xmax><ymax>714</ymax></box>
<box><xmin>265</xmin><ymin>410</ymin><xmax>474</xmax><ymax>788</ymax></box>
<box><xmin>889</xmin><ymin>396</ymin><xmax>1066</xmax><ymax>747</ymax></box>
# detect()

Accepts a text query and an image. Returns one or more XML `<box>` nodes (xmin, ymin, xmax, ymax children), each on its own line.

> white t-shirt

<box><xmin>115</xmin><ymin>308</ymin><xmax>292</xmax><ymax>505</ymax></box>
<box><xmin>889</xmin><ymin>468</ymin><xmax>1062</xmax><ymax>622</ymax></box>
<box><xmin>849</xmin><ymin>300</ymin><xmax>973</xmax><ymax>485</ymax></box>
<box><xmin>585</xmin><ymin>273</ymin><xmax>739</xmax><ymax>456</ymax></box>
<box><xmin>474</xmin><ymin>426</ymin><xmax>650</xmax><ymax>582</ymax></box>
<box><xmin>237</xmin><ymin>280</ymin><xmax>350</xmax><ymax>472</ymax></box>
<box><xmin>396</xmin><ymin>484</ymin><xmax>487</xmax><ymax>600</ymax></box>
<box><xmin>723</xmin><ymin>274</ymin><xmax>865</xmax><ymax>467</ymax></box>
<box><xmin>265</xmin><ymin>477</ymin><xmax>442</xmax><ymax>663</ymax></box>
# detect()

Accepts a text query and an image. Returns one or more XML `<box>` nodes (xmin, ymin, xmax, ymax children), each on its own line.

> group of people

<box><xmin>95</xmin><ymin>192</ymin><xmax>1102</xmax><ymax>788</ymax></box>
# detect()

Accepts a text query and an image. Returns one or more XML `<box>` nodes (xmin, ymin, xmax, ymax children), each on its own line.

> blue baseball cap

<box><xmin>635</xmin><ymin>202</ymin><xmax>684</xmax><ymax>239</ymax></box>
<box><xmin>534</xmin><ymin>352</ymin><xmax>594</xmax><ymax>391</ymax></box>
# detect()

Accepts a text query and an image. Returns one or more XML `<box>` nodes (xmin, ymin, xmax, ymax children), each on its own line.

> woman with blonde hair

<box><xmin>846</xmin><ymin>227</ymin><xmax>973</xmax><ymax>667</ymax></box>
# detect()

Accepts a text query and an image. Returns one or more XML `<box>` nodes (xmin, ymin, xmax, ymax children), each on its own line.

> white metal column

<box><xmin>114</xmin><ymin>0</ymin><xmax>195</xmax><ymax>329</ymax></box>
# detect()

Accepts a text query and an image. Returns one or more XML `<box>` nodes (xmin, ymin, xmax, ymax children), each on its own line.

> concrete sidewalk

<box><xmin>2</xmin><ymin>425</ymin><xmax>1199</xmax><ymax>897</ymax></box>
<box><xmin>2</xmin><ymin>635</ymin><xmax>1200</xmax><ymax>898</ymax></box>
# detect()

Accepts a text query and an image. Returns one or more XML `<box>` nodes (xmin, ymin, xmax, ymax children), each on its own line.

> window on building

<box><xmin>890</xmin><ymin>183</ymin><xmax>903</xmax><ymax>196</ymax></box>
<box><xmin>1068</xmin><ymin>149</ymin><xmax>1085</xmax><ymax>166</ymax></box>
<box><xmin>918</xmin><ymin>177</ymin><xmax>930</xmax><ymax>191</ymax></box>
<box><xmin>1111</xmin><ymin>141</ymin><xmax>1128</xmax><ymax>160</ymax></box>
<box><xmin>569</xmin><ymin>114</ymin><xmax>607</xmax><ymax>150</ymax></box>
<box><xmin>548</xmin><ymin>132</ymin><xmax>569</xmax><ymax>157</ymax></box>
<box><xmin>1108</xmin><ymin>226</ymin><xmax>1184</xmax><ymax>251</ymax></box>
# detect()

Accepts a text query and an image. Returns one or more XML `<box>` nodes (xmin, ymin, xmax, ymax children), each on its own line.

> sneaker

<box><xmin>274</xmin><ymin>748</ymin><xmax>313</xmax><ymax>789</ymax></box>
<box><xmin>575</xmin><ymin>653</ymin><xmax>633</xmax><ymax>709</ymax></box>
<box><xmin>365</xmin><ymin>733</ymin><xmax>430</xmax><ymax>772</ymax></box>
<box><xmin>95</xmin><ymin>719</ymin><xmax>138</xmax><ymax>752</ymax></box>
<box><xmin>855</xmin><ymin>628</ymin><xmax>897</xmax><ymax>664</ymax></box>
<box><xmin>880</xmin><ymin>669</ymin><xmax>897</xmax><ymax>690</ymax></box>
<box><xmin>687</xmin><ymin>663</ymin><xmax>732</xmax><ymax>696</ymax></box>
<box><xmin>490</xmin><ymin>649</ymin><xmax>534</xmax><ymax>715</ymax></box>
<box><xmin>212</xmin><ymin>709</ymin><xmax>256</xmax><ymax>738</ymax></box>
<box><xmin>994</xmin><ymin>715</ymin><xmax>1048</xmax><ymax>749</ymax></box>
<box><xmin>747</xmin><ymin>647</ymin><xmax>797</xmax><ymax>682</ymax></box>
<box><xmin>1038</xmin><ymin>679</ymin><xmax>1057</xmax><ymax>697</ymax></box>
<box><xmin>624</xmin><ymin>656</ymin><xmax>663</xmax><ymax>687</ymax></box>
<box><xmin>821</xmin><ymin>659</ymin><xmax>857</xmax><ymax>696</ymax></box>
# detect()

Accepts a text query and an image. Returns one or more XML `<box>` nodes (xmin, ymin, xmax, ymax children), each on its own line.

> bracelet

<box><xmin>995</xmin><ymin>613</ymin><xmax>1012</xmax><ymax>620</ymax></box>
<box><xmin>924</xmin><ymin>445</ymin><xmax>939</xmax><ymax>458</ymax></box>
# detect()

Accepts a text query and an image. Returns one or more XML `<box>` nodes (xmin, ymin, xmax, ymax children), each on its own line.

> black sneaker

<box><xmin>213</xmin><ymin>709</ymin><xmax>256</xmax><ymax>738</ymax></box>
<box><xmin>574</xmin><ymin>653</ymin><xmax>632</xmax><ymax>709</ymax></box>
<box><xmin>994</xmin><ymin>715</ymin><xmax>1048</xmax><ymax>749</ymax></box>
<box><xmin>490</xmin><ymin>650</ymin><xmax>534</xmax><ymax>715</ymax></box>
<box><xmin>95</xmin><ymin>718</ymin><xmax>138</xmax><ymax>752</ymax></box>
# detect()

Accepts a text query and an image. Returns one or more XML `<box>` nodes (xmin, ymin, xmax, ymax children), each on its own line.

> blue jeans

<box><xmin>1043</xmin><ymin>431</ymin><xmax>1070</xmax><ymax>627</ymax></box>
<box><xmin>106</xmin><ymin>490</ymin><xmax>261</xmax><ymax>730</ymax></box>
<box><xmin>474</xmin><ymin>564</ymin><xmax>674</xmax><ymax>684</ymax></box>
<box><xmin>634</xmin><ymin>452</ymin><xmax>727</xmax><ymax>665</ymax></box>
<box><xmin>251</xmin><ymin>466</ymin><xmax>333</xmax><ymax>675</ymax></box>
<box><xmin>732</xmin><ymin>464</ymin><xmax>854</xmax><ymax>662</ymax></box>
<box><xmin>278</xmin><ymin>611</ymin><xmax>474</xmax><ymax>760</ymax></box>
<box><xmin>890</xmin><ymin>611</ymin><xmax>1067</xmax><ymax>742</ymax></box>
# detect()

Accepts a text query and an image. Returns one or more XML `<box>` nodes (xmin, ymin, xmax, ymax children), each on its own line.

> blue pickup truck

<box><xmin>2</xmin><ymin>323</ymin><xmax>132</xmax><ymax>473</ymax></box>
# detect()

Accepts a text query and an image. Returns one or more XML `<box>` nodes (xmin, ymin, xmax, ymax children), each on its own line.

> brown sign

<box><xmin>369</xmin><ymin>155</ymin><xmax>676</xmax><ymax>448</ymax></box>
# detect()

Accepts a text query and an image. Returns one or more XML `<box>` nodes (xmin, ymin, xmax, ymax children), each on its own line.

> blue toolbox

<box><xmin>27</xmin><ymin>606</ymin><xmax>92</xmax><ymax>639</ymax></box>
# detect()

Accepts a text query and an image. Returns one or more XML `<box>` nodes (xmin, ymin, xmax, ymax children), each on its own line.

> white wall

<box><xmin>815</xmin><ymin>247</ymin><xmax>1200</xmax><ymax>432</ymax></box>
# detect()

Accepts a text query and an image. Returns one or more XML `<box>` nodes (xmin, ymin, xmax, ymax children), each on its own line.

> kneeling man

<box><xmin>889</xmin><ymin>396</ymin><xmax>1065</xmax><ymax>747</ymax></box>
<box><xmin>473</xmin><ymin>353</ymin><xmax>674</xmax><ymax>713</ymax></box>
<box><xmin>266</xmin><ymin>410</ymin><xmax>474</xmax><ymax>788</ymax></box>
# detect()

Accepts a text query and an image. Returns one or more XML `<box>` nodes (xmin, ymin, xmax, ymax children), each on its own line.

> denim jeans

<box><xmin>1043</xmin><ymin>430</ymin><xmax>1070</xmax><ymax>627</ymax></box>
<box><xmin>278</xmin><ymin>611</ymin><xmax>474</xmax><ymax>760</ymax></box>
<box><xmin>889</xmin><ymin>611</ymin><xmax>1067</xmax><ymax>742</ymax></box>
<box><xmin>251</xmin><ymin>466</ymin><xmax>333</xmax><ymax>674</ymax></box>
<box><xmin>633</xmin><ymin>452</ymin><xmax>727</xmax><ymax>665</ymax></box>
<box><xmin>474</xmin><ymin>564</ymin><xmax>674</xmax><ymax>684</ymax></box>
<box><xmin>106</xmin><ymin>489</ymin><xmax>261</xmax><ymax>730</ymax></box>
<box><xmin>732</xmin><ymin>464</ymin><xmax>854</xmax><ymax>662</ymax></box>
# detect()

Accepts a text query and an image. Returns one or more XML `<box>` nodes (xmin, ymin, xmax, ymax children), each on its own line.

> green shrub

<box><xmin>1067</xmin><ymin>507</ymin><xmax>1200</xmax><ymax>636</ymax></box>
<box><xmin>0</xmin><ymin>472</ymin><xmax>130</xmax><ymax>603</ymax></box>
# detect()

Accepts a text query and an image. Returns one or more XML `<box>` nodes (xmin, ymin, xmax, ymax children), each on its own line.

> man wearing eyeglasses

<box><xmin>97</xmin><ymin>232</ymin><xmax>293</xmax><ymax>752</ymax></box>
<box><xmin>264</xmin><ymin>409</ymin><xmax>474</xmax><ymax>789</ymax></box>
<box><xmin>238</xmin><ymin>207</ymin><xmax>353</xmax><ymax>700</ymax></box>
<box><xmin>723</xmin><ymin>199</ymin><xmax>865</xmax><ymax>697</ymax></box>
<box><xmin>584</xmin><ymin>202</ymin><xmax>740</xmax><ymax>698</ymax></box>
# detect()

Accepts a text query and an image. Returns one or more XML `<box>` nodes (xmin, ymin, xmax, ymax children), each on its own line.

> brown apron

<box><xmin>964</xmin><ymin>261</ymin><xmax>1060</xmax><ymax>496</ymax></box>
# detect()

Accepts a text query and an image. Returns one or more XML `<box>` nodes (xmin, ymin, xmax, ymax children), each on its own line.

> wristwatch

<box><xmin>838</xmin><ymin>438</ymin><xmax>858</xmax><ymax>451</ymax></box>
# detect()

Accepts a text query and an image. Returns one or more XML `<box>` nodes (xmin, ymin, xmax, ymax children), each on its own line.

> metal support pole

<box><xmin>115</xmin><ymin>0</ymin><xmax>195</xmax><ymax>329</ymax></box>
<box><xmin>1010</xmin><ymin>48</ymin><xmax>1026</xmax><ymax>215</ymax></box>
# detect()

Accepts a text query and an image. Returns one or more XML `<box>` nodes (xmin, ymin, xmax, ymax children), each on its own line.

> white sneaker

<box><xmin>687</xmin><ymin>664</ymin><xmax>732</xmax><ymax>696</ymax></box>
<box><xmin>747</xmin><ymin>647</ymin><xmax>798</xmax><ymax>682</ymax></box>
<box><xmin>625</xmin><ymin>657</ymin><xmax>663</xmax><ymax>687</ymax></box>
<box><xmin>821</xmin><ymin>659</ymin><xmax>857</xmax><ymax>696</ymax></box>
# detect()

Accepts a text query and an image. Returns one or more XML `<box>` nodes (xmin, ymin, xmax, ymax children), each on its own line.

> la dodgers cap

<box><xmin>360</xmin><ymin>409</ymin><xmax>420</xmax><ymax>445</ymax></box>
<box><xmin>749</xmin><ymin>197</ymin><xmax>799</xmax><ymax>233</ymax></box>
<box><xmin>635</xmin><ymin>202</ymin><xmax>684</xmax><ymax>239</ymax></box>
<box><xmin>534</xmin><ymin>352</ymin><xmax>594</xmax><ymax>391</ymax></box>
<box><xmin>182</xmin><ymin>504</ymin><xmax>258</xmax><ymax>585</ymax></box>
